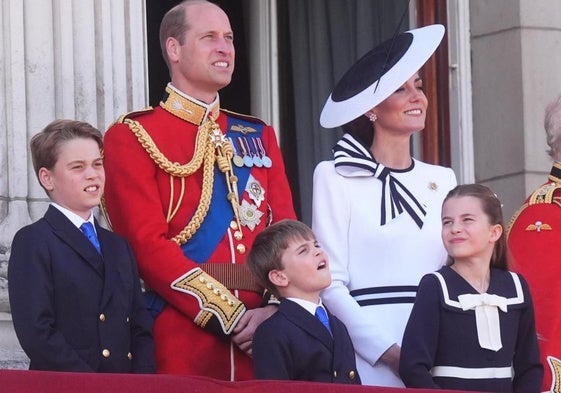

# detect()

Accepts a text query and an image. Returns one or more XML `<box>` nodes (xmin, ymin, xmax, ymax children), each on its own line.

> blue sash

<box><xmin>180</xmin><ymin>116</ymin><xmax>263</xmax><ymax>263</ymax></box>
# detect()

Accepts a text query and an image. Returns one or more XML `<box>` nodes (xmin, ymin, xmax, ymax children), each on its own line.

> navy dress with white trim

<box><xmin>399</xmin><ymin>266</ymin><xmax>543</xmax><ymax>392</ymax></box>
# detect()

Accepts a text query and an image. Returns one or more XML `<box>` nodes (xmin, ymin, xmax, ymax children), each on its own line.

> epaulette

<box><xmin>111</xmin><ymin>107</ymin><xmax>154</xmax><ymax>127</ymax></box>
<box><xmin>527</xmin><ymin>182</ymin><xmax>561</xmax><ymax>206</ymax></box>
<box><xmin>221</xmin><ymin>108</ymin><xmax>266</xmax><ymax>126</ymax></box>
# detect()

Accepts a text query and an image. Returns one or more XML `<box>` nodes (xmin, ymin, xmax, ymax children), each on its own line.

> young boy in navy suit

<box><xmin>8</xmin><ymin>119</ymin><xmax>155</xmax><ymax>373</ymax></box>
<box><xmin>247</xmin><ymin>219</ymin><xmax>360</xmax><ymax>384</ymax></box>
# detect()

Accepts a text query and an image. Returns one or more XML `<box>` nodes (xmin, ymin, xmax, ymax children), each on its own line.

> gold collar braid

<box><xmin>124</xmin><ymin>118</ymin><xmax>243</xmax><ymax>245</ymax></box>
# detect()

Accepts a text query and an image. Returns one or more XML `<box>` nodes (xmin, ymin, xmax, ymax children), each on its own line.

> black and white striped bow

<box><xmin>333</xmin><ymin>134</ymin><xmax>426</xmax><ymax>228</ymax></box>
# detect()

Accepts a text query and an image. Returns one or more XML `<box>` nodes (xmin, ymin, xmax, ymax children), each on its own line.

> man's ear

<box><xmin>166</xmin><ymin>37</ymin><xmax>180</xmax><ymax>64</ymax></box>
<box><xmin>269</xmin><ymin>269</ymin><xmax>288</xmax><ymax>288</ymax></box>
<box><xmin>38</xmin><ymin>167</ymin><xmax>54</xmax><ymax>191</ymax></box>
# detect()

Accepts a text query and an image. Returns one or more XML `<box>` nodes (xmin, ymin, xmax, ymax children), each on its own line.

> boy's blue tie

<box><xmin>80</xmin><ymin>222</ymin><xmax>101</xmax><ymax>254</ymax></box>
<box><xmin>315</xmin><ymin>306</ymin><xmax>332</xmax><ymax>334</ymax></box>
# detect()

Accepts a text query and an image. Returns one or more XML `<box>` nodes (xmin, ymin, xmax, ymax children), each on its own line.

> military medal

<box><xmin>240</xmin><ymin>200</ymin><xmax>263</xmax><ymax>231</ymax></box>
<box><xmin>250</xmin><ymin>138</ymin><xmax>264</xmax><ymax>168</ymax></box>
<box><xmin>251</xmin><ymin>149</ymin><xmax>263</xmax><ymax>168</ymax></box>
<box><xmin>243</xmin><ymin>138</ymin><xmax>262</xmax><ymax>167</ymax></box>
<box><xmin>246</xmin><ymin>176</ymin><xmax>265</xmax><ymax>207</ymax></box>
<box><xmin>255</xmin><ymin>137</ymin><xmax>272</xmax><ymax>168</ymax></box>
<box><xmin>229</xmin><ymin>137</ymin><xmax>244</xmax><ymax>167</ymax></box>
<box><xmin>237</xmin><ymin>137</ymin><xmax>253</xmax><ymax>167</ymax></box>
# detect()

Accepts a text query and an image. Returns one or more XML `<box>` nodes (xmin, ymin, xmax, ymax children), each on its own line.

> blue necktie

<box><xmin>80</xmin><ymin>222</ymin><xmax>101</xmax><ymax>254</ymax></box>
<box><xmin>315</xmin><ymin>306</ymin><xmax>332</xmax><ymax>334</ymax></box>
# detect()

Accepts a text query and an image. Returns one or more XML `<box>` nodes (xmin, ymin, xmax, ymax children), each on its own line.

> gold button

<box><xmin>233</xmin><ymin>230</ymin><xmax>243</xmax><ymax>241</ymax></box>
<box><xmin>127</xmin><ymin>352</ymin><xmax>133</xmax><ymax>360</ymax></box>
<box><xmin>99</xmin><ymin>314</ymin><xmax>106</xmax><ymax>322</ymax></box>
<box><xmin>102</xmin><ymin>349</ymin><xmax>110</xmax><ymax>358</ymax></box>
<box><xmin>333</xmin><ymin>370</ymin><xmax>337</xmax><ymax>378</ymax></box>
<box><xmin>230</xmin><ymin>221</ymin><xmax>238</xmax><ymax>230</ymax></box>
<box><xmin>348</xmin><ymin>370</ymin><xmax>356</xmax><ymax>379</ymax></box>
<box><xmin>236</xmin><ymin>244</ymin><xmax>246</xmax><ymax>254</ymax></box>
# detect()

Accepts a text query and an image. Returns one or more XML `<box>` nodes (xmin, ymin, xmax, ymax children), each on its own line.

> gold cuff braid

<box><xmin>171</xmin><ymin>267</ymin><xmax>246</xmax><ymax>335</ymax></box>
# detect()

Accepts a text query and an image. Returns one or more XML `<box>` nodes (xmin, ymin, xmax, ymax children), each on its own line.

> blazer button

<box><xmin>99</xmin><ymin>314</ymin><xmax>106</xmax><ymax>322</ymax></box>
<box><xmin>348</xmin><ymin>370</ymin><xmax>356</xmax><ymax>380</ymax></box>
<box><xmin>333</xmin><ymin>370</ymin><xmax>338</xmax><ymax>378</ymax></box>
<box><xmin>127</xmin><ymin>352</ymin><xmax>133</xmax><ymax>360</ymax></box>
<box><xmin>126</xmin><ymin>316</ymin><xmax>130</xmax><ymax>323</ymax></box>
<box><xmin>102</xmin><ymin>349</ymin><xmax>111</xmax><ymax>358</ymax></box>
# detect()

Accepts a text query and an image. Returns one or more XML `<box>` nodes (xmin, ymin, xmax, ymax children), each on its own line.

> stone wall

<box><xmin>470</xmin><ymin>0</ymin><xmax>561</xmax><ymax>219</ymax></box>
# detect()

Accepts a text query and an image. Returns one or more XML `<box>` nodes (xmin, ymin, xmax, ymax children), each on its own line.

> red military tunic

<box><xmin>507</xmin><ymin>162</ymin><xmax>561</xmax><ymax>392</ymax></box>
<box><xmin>103</xmin><ymin>85</ymin><xmax>296</xmax><ymax>380</ymax></box>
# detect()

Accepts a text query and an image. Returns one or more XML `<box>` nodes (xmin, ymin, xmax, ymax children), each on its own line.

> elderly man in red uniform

<box><xmin>103</xmin><ymin>0</ymin><xmax>295</xmax><ymax>380</ymax></box>
<box><xmin>508</xmin><ymin>94</ymin><xmax>561</xmax><ymax>392</ymax></box>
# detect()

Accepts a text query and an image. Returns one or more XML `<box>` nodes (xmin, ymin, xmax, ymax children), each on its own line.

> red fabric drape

<box><xmin>2</xmin><ymin>369</ymin><xmax>482</xmax><ymax>393</ymax></box>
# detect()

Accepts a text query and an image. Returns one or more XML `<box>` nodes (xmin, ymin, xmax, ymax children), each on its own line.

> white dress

<box><xmin>312</xmin><ymin>157</ymin><xmax>457</xmax><ymax>387</ymax></box>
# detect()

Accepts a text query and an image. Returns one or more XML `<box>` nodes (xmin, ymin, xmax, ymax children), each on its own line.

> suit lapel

<box><xmin>280</xmin><ymin>299</ymin><xmax>333</xmax><ymax>351</ymax></box>
<box><xmin>96</xmin><ymin>223</ymin><xmax>119</xmax><ymax>309</ymax></box>
<box><xmin>44</xmin><ymin>206</ymin><xmax>105</xmax><ymax>276</ymax></box>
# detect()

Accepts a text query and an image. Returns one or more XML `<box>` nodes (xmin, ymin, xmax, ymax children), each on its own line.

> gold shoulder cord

<box><xmin>124</xmin><ymin>118</ymin><xmax>243</xmax><ymax>245</ymax></box>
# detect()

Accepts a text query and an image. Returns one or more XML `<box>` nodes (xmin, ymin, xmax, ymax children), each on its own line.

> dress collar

<box><xmin>333</xmin><ymin>133</ymin><xmax>425</xmax><ymax>228</ymax></box>
<box><xmin>160</xmin><ymin>83</ymin><xmax>220</xmax><ymax>125</ymax></box>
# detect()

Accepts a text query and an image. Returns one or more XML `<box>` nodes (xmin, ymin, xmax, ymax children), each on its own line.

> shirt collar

<box><xmin>286</xmin><ymin>297</ymin><xmax>325</xmax><ymax>315</ymax></box>
<box><xmin>50</xmin><ymin>203</ymin><xmax>95</xmax><ymax>230</ymax></box>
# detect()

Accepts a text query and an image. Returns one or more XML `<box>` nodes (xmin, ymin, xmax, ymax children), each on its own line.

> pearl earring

<box><xmin>368</xmin><ymin>113</ymin><xmax>377</xmax><ymax>122</ymax></box>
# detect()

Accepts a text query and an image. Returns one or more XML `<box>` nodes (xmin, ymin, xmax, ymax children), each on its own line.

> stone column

<box><xmin>470</xmin><ymin>0</ymin><xmax>561</xmax><ymax>219</ymax></box>
<box><xmin>0</xmin><ymin>0</ymin><xmax>147</xmax><ymax>368</ymax></box>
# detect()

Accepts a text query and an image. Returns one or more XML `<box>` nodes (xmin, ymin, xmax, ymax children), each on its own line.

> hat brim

<box><xmin>320</xmin><ymin>24</ymin><xmax>445</xmax><ymax>129</ymax></box>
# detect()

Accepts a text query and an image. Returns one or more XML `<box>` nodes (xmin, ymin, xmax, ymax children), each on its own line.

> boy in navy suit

<box><xmin>8</xmin><ymin>119</ymin><xmax>155</xmax><ymax>373</ymax></box>
<box><xmin>247</xmin><ymin>219</ymin><xmax>360</xmax><ymax>384</ymax></box>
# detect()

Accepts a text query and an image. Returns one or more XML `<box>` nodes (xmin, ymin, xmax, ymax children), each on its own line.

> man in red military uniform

<box><xmin>508</xmin><ymin>94</ymin><xmax>561</xmax><ymax>392</ymax></box>
<box><xmin>103</xmin><ymin>0</ymin><xmax>296</xmax><ymax>380</ymax></box>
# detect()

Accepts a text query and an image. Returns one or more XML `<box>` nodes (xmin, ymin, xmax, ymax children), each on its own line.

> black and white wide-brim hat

<box><xmin>320</xmin><ymin>24</ymin><xmax>445</xmax><ymax>129</ymax></box>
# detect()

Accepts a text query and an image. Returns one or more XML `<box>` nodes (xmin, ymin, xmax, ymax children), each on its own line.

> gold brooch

<box><xmin>428</xmin><ymin>182</ymin><xmax>438</xmax><ymax>191</ymax></box>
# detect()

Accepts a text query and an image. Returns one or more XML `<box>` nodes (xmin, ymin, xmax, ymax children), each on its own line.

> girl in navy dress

<box><xmin>399</xmin><ymin>184</ymin><xmax>542</xmax><ymax>392</ymax></box>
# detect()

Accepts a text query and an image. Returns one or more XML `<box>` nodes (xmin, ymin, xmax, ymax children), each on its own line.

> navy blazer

<box><xmin>8</xmin><ymin>205</ymin><xmax>155</xmax><ymax>373</ymax></box>
<box><xmin>252</xmin><ymin>298</ymin><xmax>360</xmax><ymax>384</ymax></box>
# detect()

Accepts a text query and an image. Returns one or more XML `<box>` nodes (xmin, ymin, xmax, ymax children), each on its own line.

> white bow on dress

<box><xmin>458</xmin><ymin>293</ymin><xmax>508</xmax><ymax>352</ymax></box>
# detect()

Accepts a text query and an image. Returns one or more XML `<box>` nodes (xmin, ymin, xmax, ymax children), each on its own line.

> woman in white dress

<box><xmin>312</xmin><ymin>24</ymin><xmax>457</xmax><ymax>387</ymax></box>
